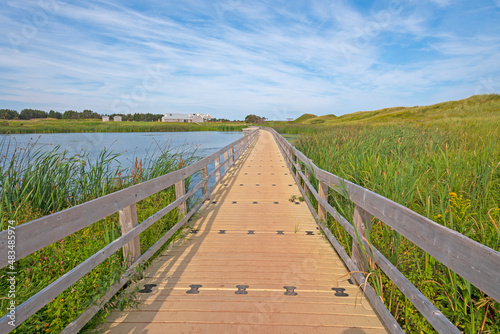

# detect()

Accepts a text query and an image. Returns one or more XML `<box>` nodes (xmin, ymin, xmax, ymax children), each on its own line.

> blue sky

<box><xmin>1</xmin><ymin>0</ymin><xmax>499</xmax><ymax>120</ymax></box>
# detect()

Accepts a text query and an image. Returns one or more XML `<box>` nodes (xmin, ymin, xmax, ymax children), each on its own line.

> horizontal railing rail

<box><xmin>267</xmin><ymin>127</ymin><xmax>500</xmax><ymax>334</ymax></box>
<box><xmin>0</xmin><ymin>129</ymin><xmax>259</xmax><ymax>333</ymax></box>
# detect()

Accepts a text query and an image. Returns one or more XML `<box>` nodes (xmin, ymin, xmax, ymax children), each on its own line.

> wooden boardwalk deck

<box><xmin>100</xmin><ymin>131</ymin><xmax>388</xmax><ymax>333</ymax></box>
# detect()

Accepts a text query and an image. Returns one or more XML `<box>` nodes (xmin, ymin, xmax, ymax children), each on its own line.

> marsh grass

<box><xmin>0</xmin><ymin>119</ymin><xmax>245</xmax><ymax>134</ymax></box>
<box><xmin>272</xmin><ymin>103</ymin><xmax>500</xmax><ymax>332</ymax></box>
<box><xmin>0</xmin><ymin>137</ymin><xmax>197</xmax><ymax>332</ymax></box>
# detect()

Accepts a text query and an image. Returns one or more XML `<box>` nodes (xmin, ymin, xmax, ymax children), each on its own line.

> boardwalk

<box><xmin>100</xmin><ymin>131</ymin><xmax>387</xmax><ymax>333</ymax></box>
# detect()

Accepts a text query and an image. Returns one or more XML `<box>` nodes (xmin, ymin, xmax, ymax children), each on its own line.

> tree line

<box><xmin>0</xmin><ymin>109</ymin><xmax>164</xmax><ymax>122</ymax></box>
<box><xmin>0</xmin><ymin>109</ymin><xmax>102</xmax><ymax>120</ymax></box>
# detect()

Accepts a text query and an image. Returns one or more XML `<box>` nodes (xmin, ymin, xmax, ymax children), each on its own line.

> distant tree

<box><xmin>244</xmin><ymin>114</ymin><xmax>266</xmax><ymax>124</ymax></box>
<box><xmin>0</xmin><ymin>109</ymin><xmax>19</xmax><ymax>119</ymax></box>
<box><xmin>82</xmin><ymin>109</ymin><xmax>93</xmax><ymax>119</ymax></box>
<box><xmin>62</xmin><ymin>110</ymin><xmax>80</xmax><ymax>119</ymax></box>
<box><xmin>20</xmin><ymin>109</ymin><xmax>48</xmax><ymax>120</ymax></box>
<box><xmin>48</xmin><ymin>110</ymin><xmax>62</xmax><ymax>119</ymax></box>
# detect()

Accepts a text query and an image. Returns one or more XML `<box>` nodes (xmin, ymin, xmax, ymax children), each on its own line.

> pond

<box><xmin>0</xmin><ymin>131</ymin><xmax>244</xmax><ymax>167</ymax></box>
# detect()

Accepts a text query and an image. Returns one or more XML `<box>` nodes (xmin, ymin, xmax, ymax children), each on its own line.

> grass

<box><xmin>0</xmin><ymin>137</ymin><xmax>197</xmax><ymax>333</ymax></box>
<box><xmin>0</xmin><ymin>118</ymin><xmax>246</xmax><ymax>134</ymax></box>
<box><xmin>271</xmin><ymin>94</ymin><xmax>500</xmax><ymax>333</ymax></box>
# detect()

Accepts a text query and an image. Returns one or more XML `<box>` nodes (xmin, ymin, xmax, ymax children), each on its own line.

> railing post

<box><xmin>229</xmin><ymin>147</ymin><xmax>234</xmax><ymax>164</ymax></box>
<box><xmin>201</xmin><ymin>166</ymin><xmax>208</xmax><ymax>196</ymax></box>
<box><xmin>119</xmin><ymin>204</ymin><xmax>141</xmax><ymax>266</ymax></box>
<box><xmin>224</xmin><ymin>150</ymin><xmax>229</xmax><ymax>171</ymax></box>
<box><xmin>318</xmin><ymin>181</ymin><xmax>328</xmax><ymax>221</ymax></box>
<box><xmin>295</xmin><ymin>155</ymin><xmax>300</xmax><ymax>179</ymax></box>
<box><xmin>351</xmin><ymin>205</ymin><xmax>372</xmax><ymax>273</ymax></box>
<box><xmin>175</xmin><ymin>179</ymin><xmax>187</xmax><ymax>216</ymax></box>
<box><xmin>304</xmin><ymin>168</ymin><xmax>311</xmax><ymax>197</ymax></box>
<box><xmin>215</xmin><ymin>156</ymin><xmax>221</xmax><ymax>182</ymax></box>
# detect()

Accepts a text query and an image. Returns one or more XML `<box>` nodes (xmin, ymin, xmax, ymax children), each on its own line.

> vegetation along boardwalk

<box><xmin>99</xmin><ymin>130</ymin><xmax>388</xmax><ymax>333</ymax></box>
<box><xmin>2</xmin><ymin>127</ymin><xmax>499</xmax><ymax>333</ymax></box>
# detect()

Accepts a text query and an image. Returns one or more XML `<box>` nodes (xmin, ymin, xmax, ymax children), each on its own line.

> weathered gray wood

<box><xmin>351</xmin><ymin>205</ymin><xmax>372</xmax><ymax>273</ymax></box>
<box><xmin>315</xmin><ymin>168</ymin><xmax>500</xmax><ymax>303</ymax></box>
<box><xmin>60</xmin><ymin>159</ymin><xmax>237</xmax><ymax>334</ymax></box>
<box><xmin>201</xmin><ymin>166</ymin><xmax>208</xmax><ymax>196</ymax></box>
<box><xmin>119</xmin><ymin>204</ymin><xmax>141</xmax><ymax>266</ymax></box>
<box><xmin>224</xmin><ymin>150</ymin><xmax>229</xmax><ymax>172</ymax></box>
<box><xmin>317</xmin><ymin>181</ymin><xmax>328</xmax><ymax>221</ymax></box>
<box><xmin>0</xmin><ymin>178</ymin><xmax>202</xmax><ymax>332</ymax></box>
<box><xmin>0</xmin><ymin>129</ymin><xmax>260</xmax><ymax>334</ymax></box>
<box><xmin>174</xmin><ymin>179</ymin><xmax>187</xmax><ymax>216</ymax></box>
<box><xmin>269</xmin><ymin>127</ymin><xmax>500</xmax><ymax>304</ymax></box>
<box><xmin>294</xmin><ymin>155</ymin><xmax>300</xmax><ymax>179</ymax></box>
<box><xmin>0</xmin><ymin>132</ymin><xmax>259</xmax><ymax>269</ymax></box>
<box><xmin>304</xmin><ymin>167</ymin><xmax>311</xmax><ymax>198</ymax></box>
<box><xmin>269</xmin><ymin>128</ymin><xmax>463</xmax><ymax>333</ymax></box>
<box><xmin>270</xmin><ymin>130</ymin><xmax>403</xmax><ymax>333</ymax></box>
<box><xmin>214</xmin><ymin>157</ymin><xmax>221</xmax><ymax>182</ymax></box>
<box><xmin>229</xmin><ymin>147</ymin><xmax>234</xmax><ymax>164</ymax></box>
<box><xmin>61</xmin><ymin>269</ymin><xmax>137</xmax><ymax>334</ymax></box>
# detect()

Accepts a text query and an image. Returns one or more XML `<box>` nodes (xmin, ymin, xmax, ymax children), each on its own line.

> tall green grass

<box><xmin>0</xmin><ymin>137</ymin><xmax>197</xmax><ymax>332</ymax></box>
<box><xmin>0</xmin><ymin>119</ymin><xmax>245</xmax><ymax>134</ymax></box>
<box><xmin>272</xmin><ymin>119</ymin><xmax>499</xmax><ymax>332</ymax></box>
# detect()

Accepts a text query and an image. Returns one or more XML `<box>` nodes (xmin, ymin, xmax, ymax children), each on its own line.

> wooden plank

<box><xmin>101</xmin><ymin>323</ymin><xmax>389</xmax><ymax>334</ymax></box>
<box><xmin>119</xmin><ymin>204</ymin><xmax>141</xmax><ymax>266</ymax></box>
<box><xmin>60</xmin><ymin>137</ymin><xmax>259</xmax><ymax>334</ymax></box>
<box><xmin>0</xmin><ymin>132</ymin><xmax>258</xmax><ymax>269</ymax></box>
<box><xmin>0</xmin><ymin>133</ymin><xmax>261</xmax><ymax>333</ymax></box>
<box><xmin>101</xmin><ymin>129</ymin><xmax>389</xmax><ymax>334</ymax></box>
<box><xmin>269</xmin><ymin>128</ymin><xmax>402</xmax><ymax>333</ymax></box>
<box><xmin>268</xmin><ymin>128</ymin><xmax>466</xmax><ymax>333</ymax></box>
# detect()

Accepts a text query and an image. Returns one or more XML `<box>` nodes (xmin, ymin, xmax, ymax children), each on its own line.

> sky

<box><xmin>0</xmin><ymin>0</ymin><xmax>499</xmax><ymax>121</ymax></box>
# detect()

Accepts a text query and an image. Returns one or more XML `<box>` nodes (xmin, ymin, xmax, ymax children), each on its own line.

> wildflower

<box><xmin>44</xmin><ymin>324</ymin><xmax>49</xmax><ymax>327</ymax></box>
<box><xmin>27</xmin><ymin>268</ymin><xmax>30</xmax><ymax>273</ymax></box>
<box><xmin>44</xmin><ymin>268</ymin><xmax>47</xmax><ymax>272</ymax></box>
<box><xmin>61</xmin><ymin>269</ymin><xmax>63</xmax><ymax>272</ymax></box>
<box><xmin>60</xmin><ymin>261</ymin><xmax>63</xmax><ymax>265</ymax></box>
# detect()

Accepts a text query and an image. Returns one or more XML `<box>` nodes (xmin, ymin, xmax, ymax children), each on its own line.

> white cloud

<box><xmin>0</xmin><ymin>0</ymin><xmax>499</xmax><ymax>119</ymax></box>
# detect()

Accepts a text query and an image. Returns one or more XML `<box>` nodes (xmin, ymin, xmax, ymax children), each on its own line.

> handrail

<box><xmin>266</xmin><ymin>127</ymin><xmax>500</xmax><ymax>334</ymax></box>
<box><xmin>0</xmin><ymin>129</ymin><xmax>259</xmax><ymax>333</ymax></box>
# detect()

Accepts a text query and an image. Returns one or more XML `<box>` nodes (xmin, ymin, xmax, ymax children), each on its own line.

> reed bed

<box><xmin>273</xmin><ymin>119</ymin><xmax>499</xmax><ymax>332</ymax></box>
<box><xmin>0</xmin><ymin>119</ymin><xmax>245</xmax><ymax>134</ymax></box>
<box><xmin>0</xmin><ymin>137</ymin><xmax>197</xmax><ymax>332</ymax></box>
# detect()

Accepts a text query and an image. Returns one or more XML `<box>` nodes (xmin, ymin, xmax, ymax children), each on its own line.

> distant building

<box><xmin>102</xmin><ymin>116</ymin><xmax>109</xmax><ymax>122</ymax></box>
<box><xmin>162</xmin><ymin>112</ymin><xmax>212</xmax><ymax>123</ymax></box>
<box><xmin>286</xmin><ymin>118</ymin><xmax>294</xmax><ymax>122</ymax></box>
<box><xmin>113</xmin><ymin>116</ymin><xmax>122</xmax><ymax>122</ymax></box>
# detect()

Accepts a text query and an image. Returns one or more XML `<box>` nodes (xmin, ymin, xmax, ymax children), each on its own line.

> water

<box><xmin>0</xmin><ymin>131</ymin><xmax>243</xmax><ymax>167</ymax></box>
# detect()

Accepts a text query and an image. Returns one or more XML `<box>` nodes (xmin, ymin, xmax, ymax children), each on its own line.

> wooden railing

<box><xmin>0</xmin><ymin>129</ymin><xmax>259</xmax><ymax>333</ymax></box>
<box><xmin>267</xmin><ymin>127</ymin><xmax>500</xmax><ymax>334</ymax></box>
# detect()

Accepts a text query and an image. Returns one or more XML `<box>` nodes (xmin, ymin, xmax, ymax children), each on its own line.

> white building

<box><xmin>102</xmin><ymin>116</ymin><xmax>109</xmax><ymax>122</ymax></box>
<box><xmin>162</xmin><ymin>113</ymin><xmax>212</xmax><ymax>123</ymax></box>
<box><xmin>113</xmin><ymin>116</ymin><xmax>122</xmax><ymax>122</ymax></box>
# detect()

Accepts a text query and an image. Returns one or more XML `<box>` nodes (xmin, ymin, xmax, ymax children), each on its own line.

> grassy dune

<box><xmin>271</xmin><ymin>94</ymin><xmax>500</xmax><ymax>333</ymax></box>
